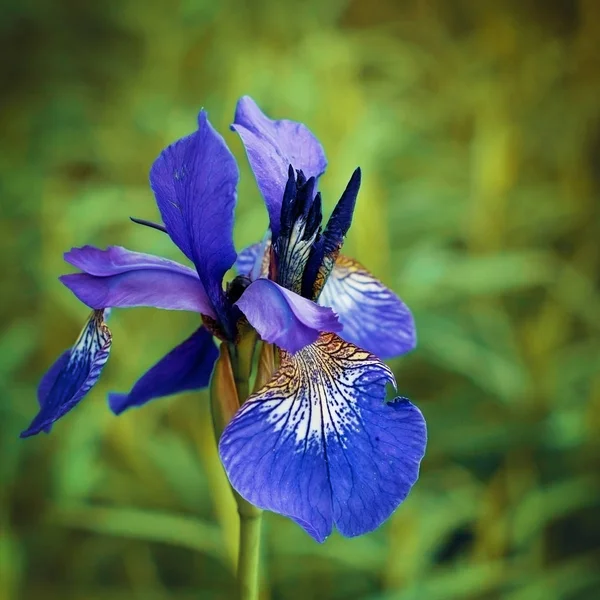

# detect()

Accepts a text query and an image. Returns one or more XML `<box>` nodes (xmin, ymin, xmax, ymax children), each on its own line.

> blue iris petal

<box><xmin>234</xmin><ymin>231</ymin><xmax>271</xmax><ymax>281</ymax></box>
<box><xmin>319</xmin><ymin>256</ymin><xmax>416</xmax><ymax>359</ymax></box>
<box><xmin>232</xmin><ymin>96</ymin><xmax>327</xmax><ymax>238</ymax></box>
<box><xmin>236</xmin><ymin>279</ymin><xmax>341</xmax><ymax>354</ymax></box>
<box><xmin>108</xmin><ymin>326</ymin><xmax>218</xmax><ymax>415</ymax></box>
<box><xmin>234</xmin><ymin>243</ymin><xmax>262</xmax><ymax>277</ymax></box>
<box><xmin>219</xmin><ymin>332</ymin><xmax>426</xmax><ymax>542</ymax></box>
<box><xmin>21</xmin><ymin>310</ymin><xmax>112</xmax><ymax>438</ymax></box>
<box><xmin>150</xmin><ymin>110</ymin><xmax>240</xmax><ymax>333</ymax></box>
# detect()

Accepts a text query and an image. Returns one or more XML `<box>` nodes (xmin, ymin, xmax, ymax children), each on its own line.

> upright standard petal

<box><xmin>108</xmin><ymin>327</ymin><xmax>218</xmax><ymax>415</ymax></box>
<box><xmin>219</xmin><ymin>332</ymin><xmax>427</xmax><ymax>542</ymax></box>
<box><xmin>61</xmin><ymin>246</ymin><xmax>214</xmax><ymax>316</ymax></box>
<box><xmin>232</xmin><ymin>96</ymin><xmax>327</xmax><ymax>238</ymax></box>
<box><xmin>235</xmin><ymin>279</ymin><xmax>341</xmax><ymax>354</ymax></box>
<box><xmin>21</xmin><ymin>310</ymin><xmax>112</xmax><ymax>438</ymax></box>
<box><xmin>319</xmin><ymin>256</ymin><xmax>416</xmax><ymax>359</ymax></box>
<box><xmin>150</xmin><ymin>110</ymin><xmax>239</xmax><ymax>323</ymax></box>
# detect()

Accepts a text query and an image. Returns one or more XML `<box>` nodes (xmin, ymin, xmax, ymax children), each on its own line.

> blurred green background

<box><xmin>1</xmin><ymin>0</ymin><xmax>599</xmax><ymax>598</ymax></box>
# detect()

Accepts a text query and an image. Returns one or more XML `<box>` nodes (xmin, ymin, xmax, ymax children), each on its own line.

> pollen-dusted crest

<box><xmin>24</xmin><ymin>95</ymin><xmax>426</xmax><ymax>545</ymax></box>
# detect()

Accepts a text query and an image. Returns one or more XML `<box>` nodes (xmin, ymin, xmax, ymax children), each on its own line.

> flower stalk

<box><xmin>211</xmin><ymin>326</ymin><xmax>264</xmax><ymax>599</ymax></box>
<box><xmin>230</xmin><ymin>329</ymin><xmax>263</xmax><ymax>600</ymax></box>
<box><xmin>235</xmin><ymin>493</ymin><xmax>262</xmax><ymax>600</ymax></box>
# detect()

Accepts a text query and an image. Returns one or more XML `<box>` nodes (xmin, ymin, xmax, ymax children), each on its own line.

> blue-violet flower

<box><xmin>22</xmin><ymin>96</ymin><xmax>427</xmax><ymax>542</ymax></box>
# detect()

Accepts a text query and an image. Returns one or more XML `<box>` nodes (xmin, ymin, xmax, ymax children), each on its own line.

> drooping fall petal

<box><xmin>21</xmin><ymin>310</ymin><xmax>112</xmax><ymax>437</ymax></box>
<box><xmin>108</xmin><ymin>327</ymin><xmax>218</xmax><ymax>415</ymax></box>
<box><xmin>219</xmin><ymin>332</ymin><xmax>426</xmax><ymax>542</ymax></box>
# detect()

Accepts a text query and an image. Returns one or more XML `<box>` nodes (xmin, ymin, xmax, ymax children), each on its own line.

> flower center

<box><xmin>272</xmin><ymin>167</ymin><xmax>323</xmax><ymax>294</ymax></box>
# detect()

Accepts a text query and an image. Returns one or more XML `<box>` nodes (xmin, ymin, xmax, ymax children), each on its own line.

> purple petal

<box><xmin>37</xmin><ymin>350</ymin><xmax>71</xmax><ymax>406</ymax></box>
<box><xmin>319</xmin><ymin>256</ymin><xmax>416</xmax><ymax>359</ymax></box>
<box><xmin>234</xmin><ymin>235</ymin><xmax>271</xmax><ymax>281</ymax></box>
<box><xmin>150</xmin><ymin>110</ymin><xmax>239</xmax><ymax>321</ymax></box>
<box><xmin>108</xmin><ymin>326</ymin><xmax>218</xmax><ymax>415</ymax></box>
<box><xmin>21</xmin><ymin>310</ymin><xmax>112</xmax><ymax>438</ymax></box>
<box><xmin>63</xmin><ymin>245</ymin><xmax>213</xmax><ymax>314</ymax></box>
<box><xmin>61</xmin><ymin>269</ymin><xmax>213</xmax><ymax>316</ymax></box>
<box><xmin>232</xmin><ymin>96</ymin><xmax>327</xmax><ymax>238</ymax></box>
<box><xmin>219</xmin><ymin>332</ymin><xmax>427</xmax><ymax>542</ymax></box>
<box><xmin>235</xmin><ymin>279</ymin><xmax>341</xmax><ymax>354</ymax></box>
<box><xmin>234</xmin><ymin>243</ymin><xmax>261</xmax><ymax>276</ymax></box>
<box><xmin>64</xmin><ymin>245</ymin><xmax>198</xmax><ymax>278</ymax></box>
<box><xmin>35</xmin><ymin>350</ymin><xmax>71</xmax><ymax>433</ymax></box>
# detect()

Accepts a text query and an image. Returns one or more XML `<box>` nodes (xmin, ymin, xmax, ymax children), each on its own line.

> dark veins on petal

<box><xmin>21</xmin><ymin>309</ymin><xmax>112</xmax><ymax>437</ymax></box>
<box><xmin>219</xmin><ymin>332</ymin><xmax>427</xmax><ymax>542</ymax></box>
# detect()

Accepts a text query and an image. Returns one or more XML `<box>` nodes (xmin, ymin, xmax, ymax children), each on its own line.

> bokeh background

<box><xmin>2</xmin><ymin>0</ymin><xmax>600</xmax><ymax>598</ymax></box>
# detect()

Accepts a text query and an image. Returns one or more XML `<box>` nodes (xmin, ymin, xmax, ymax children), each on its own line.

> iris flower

<box><xmin>22</xmin><ymin>96</ymin><xmax>427</xmax><ymax>542</ymax></box>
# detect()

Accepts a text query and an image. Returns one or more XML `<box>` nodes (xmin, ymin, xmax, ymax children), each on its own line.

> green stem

<box><xmin>236</xmin><ymin>497</ymin><xmax>262</xmax><ymax>600</ymax></box>
<box><xmin>229</xmin><ymin>330</ymin><xmax>257</xmax><ymax>402</ymax></box>
<box><xmin>228</xmin><ymin>329</ymin><xmax>263</xmax><ymax>600</ymax></box>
